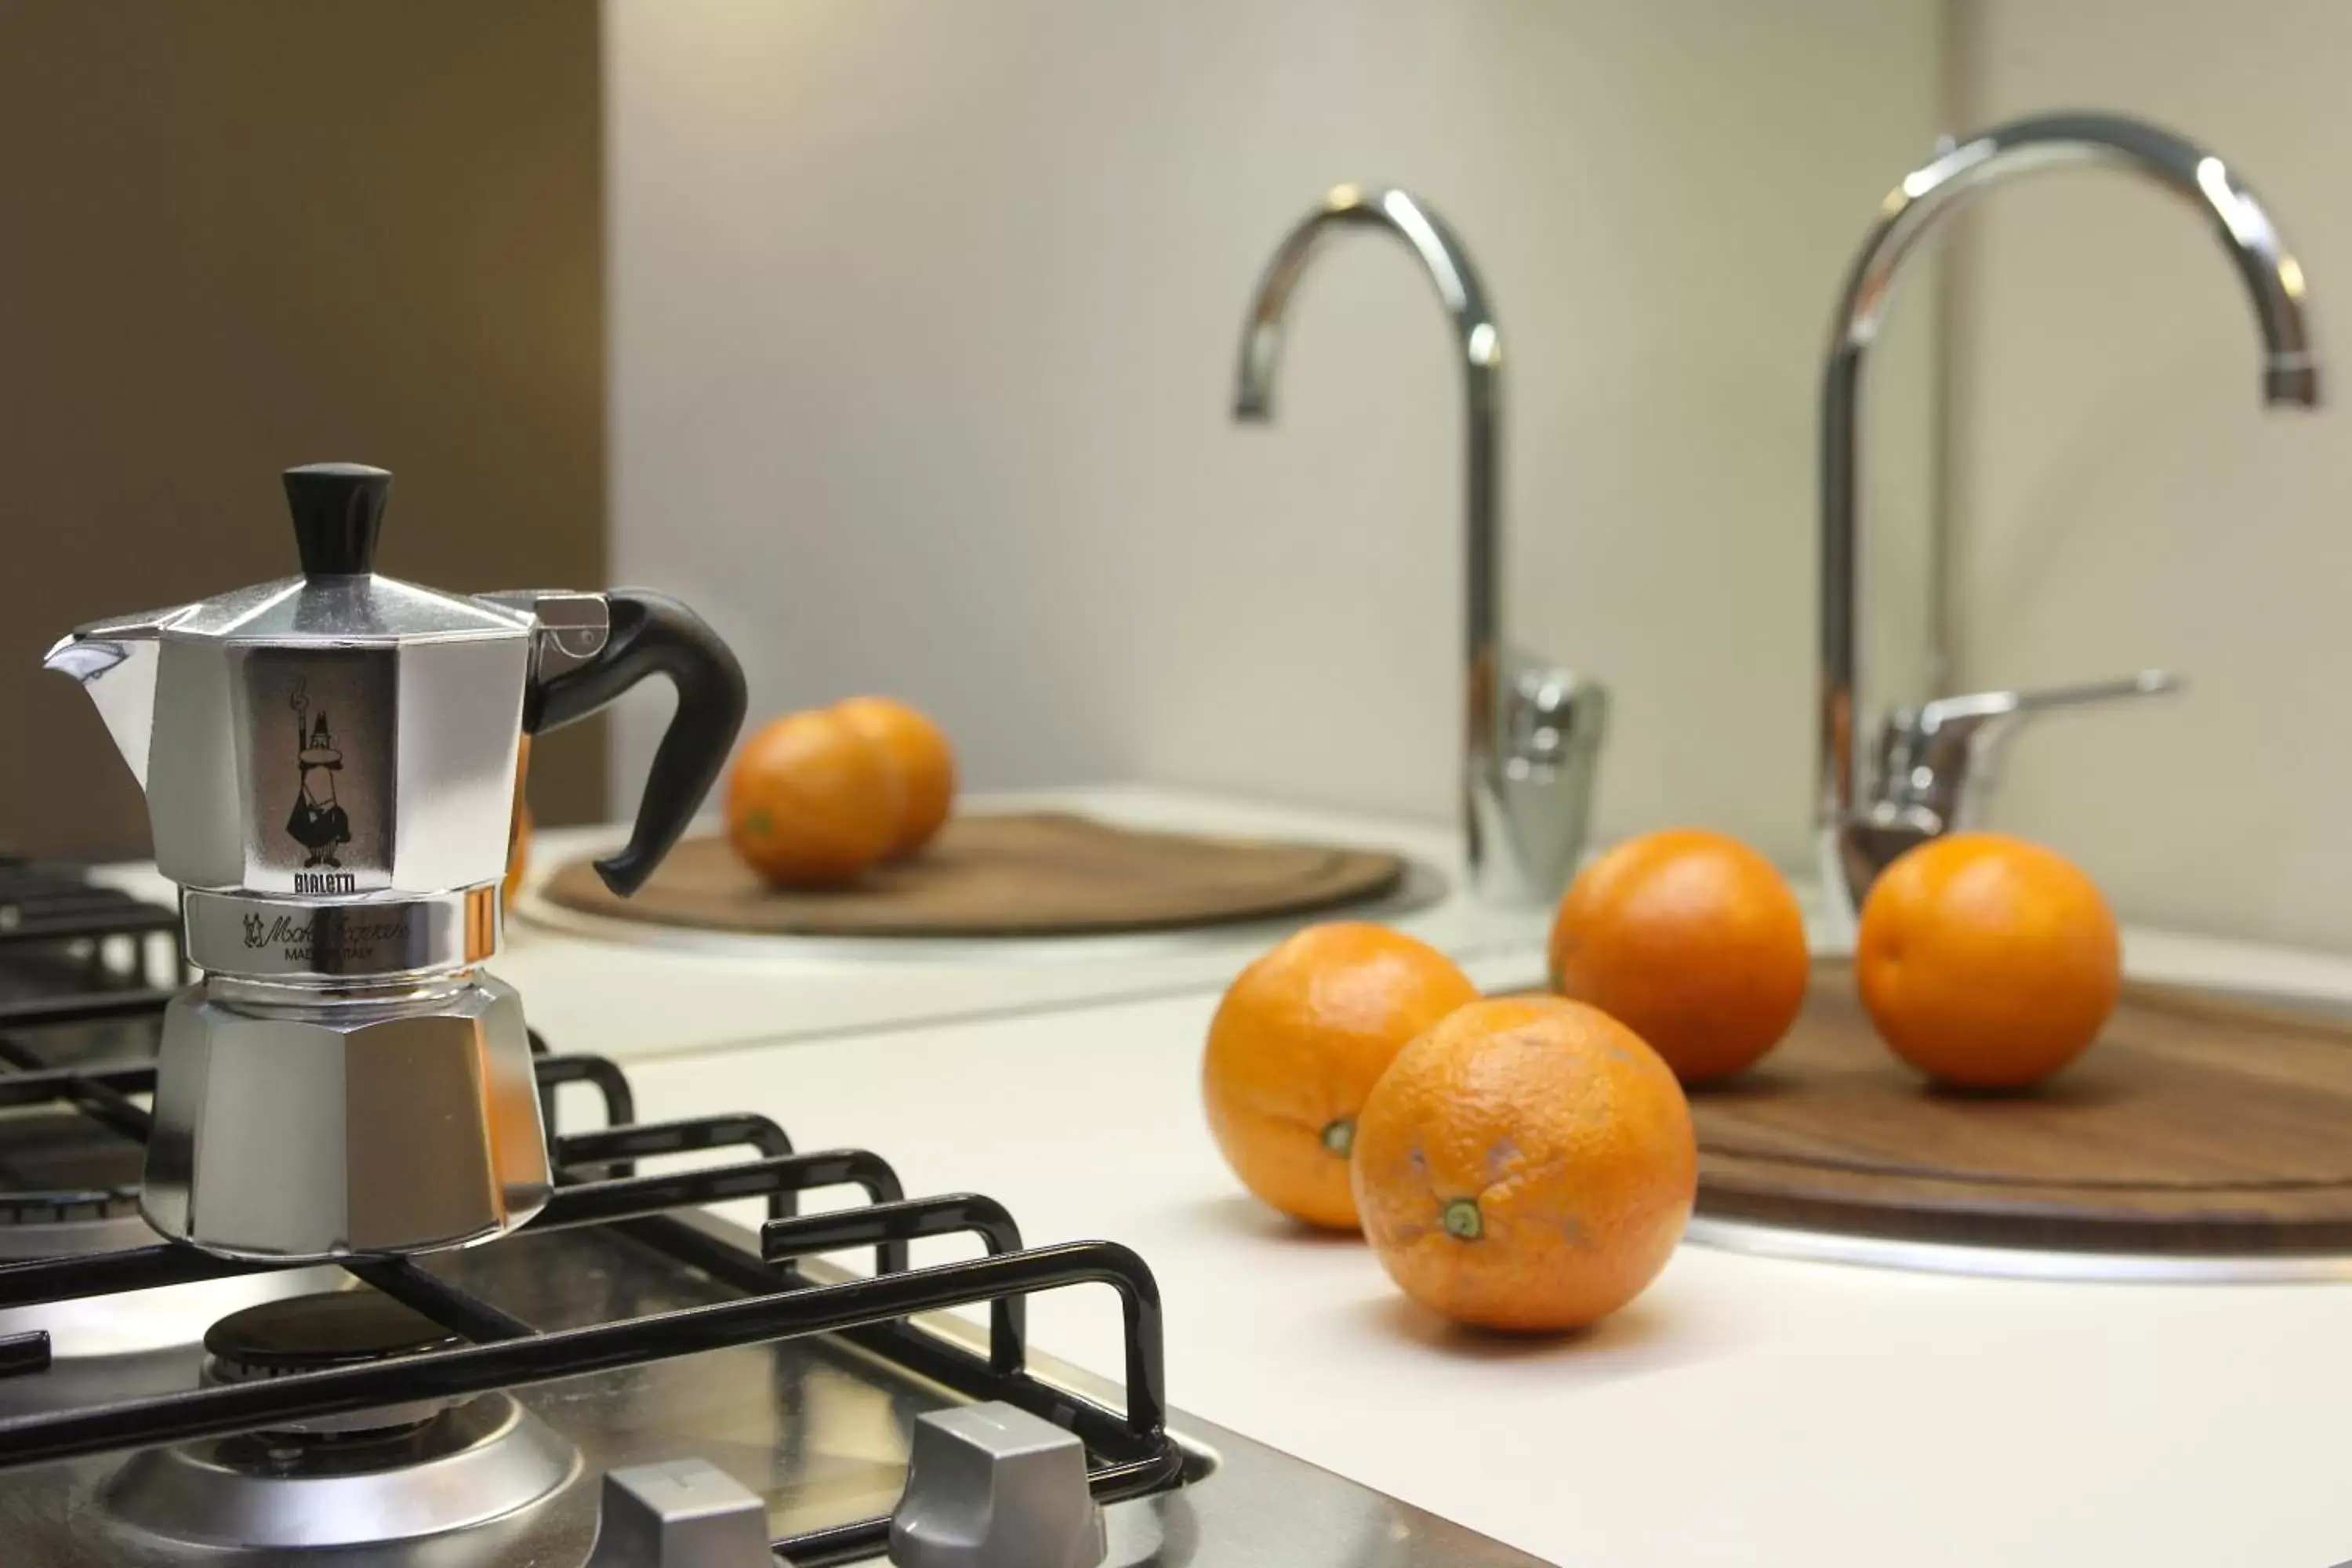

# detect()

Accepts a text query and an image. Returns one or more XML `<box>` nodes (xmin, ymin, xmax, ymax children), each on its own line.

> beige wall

<box><xmin>606</xmin><ymin>0</ymin><xmax>1944</xmax><ymax>869</ymax></box>
<box><xmin>0</xmin><ymin>2</ymin><xmax>608</xmax><ymax>854</ymax></box>
<box><xmin>1944</xmin><ymin>1</ymin><xmax>2352</xmax><ymax>948</ymax></box>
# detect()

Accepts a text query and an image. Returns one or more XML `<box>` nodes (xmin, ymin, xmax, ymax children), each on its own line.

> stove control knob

<box><xmin>890</xmin><ymin>1402</ymin><xmax>1107</xmax><ymax>1568</ymax></box>
<box><xmin>585</xmin><ymin>1458</ymin><xmax>773</xmax><ymax>1568</ymax></box>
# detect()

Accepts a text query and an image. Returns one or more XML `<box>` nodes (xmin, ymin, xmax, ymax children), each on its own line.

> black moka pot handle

<box><xmin>525</xmin><ymin>590</ymin><xmax>747</xmax><ymax>898</ymax></box>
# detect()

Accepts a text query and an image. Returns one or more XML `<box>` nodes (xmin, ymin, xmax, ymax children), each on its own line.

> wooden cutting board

<box><xmin>1692</xmin><ymin>962</ymin><xmax>2352</xmax><ymax>1254</ymax></box>
<box><xmin>539</xmin><ymin>811</ymin><xmax>1406</xmax><ymax>938</ymax></box>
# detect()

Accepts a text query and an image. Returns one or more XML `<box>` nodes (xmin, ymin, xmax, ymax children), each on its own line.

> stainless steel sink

<box><xmin>1693</xmin><ymin>937</ymin><xmax>2352</xmax><ymax>1285</ymax></box>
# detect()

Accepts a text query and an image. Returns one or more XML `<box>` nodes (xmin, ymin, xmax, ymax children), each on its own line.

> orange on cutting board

<box><xmin>1546</xmin><ymin>827</ymin><xmax>1809</xmax><ymax>1083</ymax></box>
<box><xmin>1856</xmin><ymin>831</ymin><xmax>2121</xmax><ymax>1089</ymax></box>
<box><xmin>1201</xmin><ymin>923</ymin><xmax>1479</xmax><ymax>1231</ymax></box>
<box><xmin>833</xmin><ymin>695</ymin><xmax>956</xmax><ymax>858</ymax></box>
<box><xmin>1352</xmin><ymin>996</ymin><xmax>1696</xmax><ymax>1332</ymax></box>
<box><xmin>726</xmin><ymin>709</ymin><xmax>905</xmax><ymax>888</ymax></box>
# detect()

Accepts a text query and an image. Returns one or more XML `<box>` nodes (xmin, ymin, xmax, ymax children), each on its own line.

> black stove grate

<box><xmin>0</xmin><ymin>866</ymin><xmax>181</xmax><ymax>1221</ymax></box>
<box><xmin>0</xmin><ymin>996</ymin><xmax>1179</xmax><ymax>1566</ymax></box>
<box><xmin>0</xmin><ymin>858</ymin><xmax>178</xmax><ymax>950</ymax></box>
<box><xmin>0</xmin><ymin>859</ymin><xmax>182</xmax><ymax>1040</ymax></box>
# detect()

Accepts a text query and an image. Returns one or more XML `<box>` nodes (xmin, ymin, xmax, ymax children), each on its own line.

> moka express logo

<box><xmin>241</xmin><ymin>908</ymin><xmax>414</xmax><ymax>965</ymax></box>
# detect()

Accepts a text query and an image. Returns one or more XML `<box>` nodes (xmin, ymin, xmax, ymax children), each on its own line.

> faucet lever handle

<box><xmin>1922</xmin><ymin>669</ymin><xmax>2180</xmax><ymax>731</ymax></box>
<box><xmin>1878</xmin><ymin>668</ymin><xmax>2181</xmax><ymax>829</ymax></box>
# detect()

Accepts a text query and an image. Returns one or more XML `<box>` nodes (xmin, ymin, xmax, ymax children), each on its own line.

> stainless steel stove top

<box><xmin>0</xmin><ymin>1220</ymin><xmax>1542</xmax><ymax>1566</ymax></box>
<box><xmin>0</xmin><ymin>859</ymin><xmax>1552</xmax><ymax>1567</ymax></box>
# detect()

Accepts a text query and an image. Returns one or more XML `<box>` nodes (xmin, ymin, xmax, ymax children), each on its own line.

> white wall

<box><xmin>606</xmin><ymin>1</ymin><xmax>1944</xmax><ymax>869</ymax></box>
<box><xmin>1944</xmin><ymin>0</ymin><xmax>2352</xmax><ymax>949</ymax></box>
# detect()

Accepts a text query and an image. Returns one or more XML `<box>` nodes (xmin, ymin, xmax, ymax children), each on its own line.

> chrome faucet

<box><xmin>1233</xmin><ymin>185</ymin><xmax>1606</xmax><ymax>907</ymax></box>
<box><xmin>1820</xmin><ymin>112</ymin><xmax>2320</xmax><ymax>922</ymax></box>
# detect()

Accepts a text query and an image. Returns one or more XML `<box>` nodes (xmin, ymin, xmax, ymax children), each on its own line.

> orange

<box><xmin>725</xmin><ymin>709</ymin><xmax>904</xmax><ymax>887</ymax></box>
<box><xmin>1352</xmin><ymin>996</ymin><xmax>1695</xmax><ymax>1332</ymax></box>
<box><xmin>504</xmin><ymin>805</ymin><xmax>532</xmax><ymax>905</ymax></box>
<box><xmin>1856</xmin><ymin>832</ymin><xmax>2120</xmax><ymax>1089</ymax></box>
<box><xmin>503</xmin><ymin>735</ymin><xmax>532</xmax><ymax>905</ymax></box>
<box><xmin>1547</xmin><ymin>828</ymin><xmax>1809</xmax><ymax>1083</ymax></box>
<box><xmin>1201</xmin><ymin>924</ymin><xmax>1479</xmax><ymax>1230</ymax></box>
<box><xmin>833</xmin><ymin>695</ymin><xmax>956</xmax><ymax>858</ymax></box>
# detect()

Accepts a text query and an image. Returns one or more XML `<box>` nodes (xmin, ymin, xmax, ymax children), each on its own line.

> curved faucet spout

<box><xmin>1820</xmin><ymin>111</ymin><xmax>2321</xmax><ymax>912</ymax></box>
<box><xmin>1232</xmin><ymin>185</ymin><xmax>1602</xmax><ymax>906</ymax></box>
<box><xmin>1232</xmin><ymin>184</ymin><xmax>1504</xmax><ymax>706</ymax></box>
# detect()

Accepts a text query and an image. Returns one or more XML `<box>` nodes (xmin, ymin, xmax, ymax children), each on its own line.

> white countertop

<box><xmin>91</xmin><ymin>783</ymin><xmax>2352</xmax><ymax>1563</ymax></box>
<box><xmin>614</xmin><ymin>967</ymin><xmax>2352</xmax><ymax>1568</ymax></box>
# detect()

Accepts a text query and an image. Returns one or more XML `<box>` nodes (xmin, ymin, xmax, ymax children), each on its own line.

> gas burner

<box><xmin>0</xmin><ymin>1185</ymin><xmax>142</xmax><ymax>1230</ymax></box>
<box><xmin>0</xmin><ymin>1108</ymin><xmax>148</xmax><ymax>1265</ymax></box>
<box><xmin>0</xmin><ymin>1117</ymin><xmax>142</xmax><ymax>1259</ymax></box>
<box><xmin>98</xmin><ymin>1391</ymin><xmax>579</xmax><ymax>1552</ymax></box>
<box><xmin>204</xmin><ymin>1290</ymin><xmax>460</xmax><ymax>1437</ymax></box>
<box><xmin>207</xmin><ymin>1289</ymin><xmax>459</xmax><ymax>1377</ymax></box>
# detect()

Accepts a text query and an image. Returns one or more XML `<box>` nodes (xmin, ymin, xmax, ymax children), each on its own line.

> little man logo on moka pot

<box><xmin>286</xmin><ymin>679</ymin><xmax>356</xmax><ymax>894</ymax></box>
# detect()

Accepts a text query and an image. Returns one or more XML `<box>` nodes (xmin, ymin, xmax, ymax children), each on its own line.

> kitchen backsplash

<box><xmin>604</xmin><ymin>0</ymin><xmax>1944</xmax><ymax>883</ymax></box>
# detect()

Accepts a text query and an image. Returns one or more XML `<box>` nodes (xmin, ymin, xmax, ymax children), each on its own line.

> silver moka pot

<box><xmin>44</xmin><ymin>463</ymin><xmax>746</xmax><ymax>1260</ymax></box>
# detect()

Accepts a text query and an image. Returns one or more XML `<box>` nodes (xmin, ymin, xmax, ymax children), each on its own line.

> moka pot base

<box><xmin>141</xmin><ymin>971</ymin><xmax>552</xmax><ymax>1261</ymax></box>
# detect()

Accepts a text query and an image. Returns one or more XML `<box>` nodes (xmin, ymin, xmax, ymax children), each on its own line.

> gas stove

<box><xmin>0</xmin><ymin>862</ymin><xmax>1545</xmax><ymax>1566</ymax></box>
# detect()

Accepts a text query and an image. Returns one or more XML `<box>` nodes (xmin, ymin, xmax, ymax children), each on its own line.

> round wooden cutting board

<box><xmin>1692</xmin><ymin>963</ymin><xmax>2352</xmax><ymax>1255</ymax></box>
<box><xmin>539</xmin><ymin>811</ymin><xmax>1407</xmax><ymax>938</ymax></box>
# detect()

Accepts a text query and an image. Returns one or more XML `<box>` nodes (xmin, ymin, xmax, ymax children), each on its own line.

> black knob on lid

<box><xmin>283</xmin><ymin>463</ymin><xmax>391</xmax><ymax>577</ymax></box>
